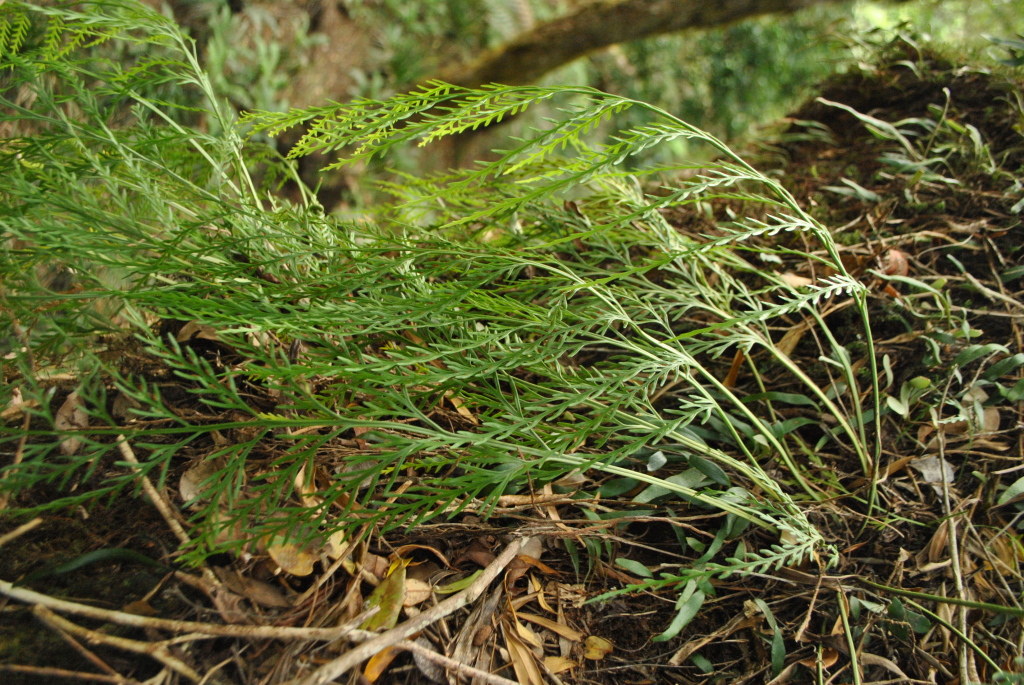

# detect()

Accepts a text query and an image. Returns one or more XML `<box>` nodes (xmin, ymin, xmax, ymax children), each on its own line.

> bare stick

<box><xmin>34</xmin><ymin>605</ymin><xmax>128</xmax><ymax>682</ymax></box>
<box><xmin>116</xmin><ymin>436</ymin><xmax>191</xmax><ymax>546</ymax></box>
<box><xmin>116</xmin><ymin>436</ymin><xmax>224</xmax><ymax>593</ymax></box>
<box><xmin>294</xmin><ymin>536</ymin><xmax>526</xmax><ymax>685</ymax></box>
<box><xmin>0</xmin><ymin>406</ymin><xmax>31</xmax><ymax>511</ymax></box>
<box><xmin>0</xmin><ymin>517</ymin><xmax>43</xmax><ymax>548</ymax></box>
<box><xmin>0</xmin><ymin>579</ymin><xmax>363</xmax><ymax>641</ymax></box>
<box><xmin>33</xmin><ymin>605</ymin><xmax>203</xmax><ymax>683</ymax></box>
<box><xmin>396</xmin><ymin>639</ymin><xmax>518</xmax><ymax>685</ymax></box>
<box><xmin>0</xmin><ymin>664</ymin><xmax>135</xmax><ymax>684</ymax></box>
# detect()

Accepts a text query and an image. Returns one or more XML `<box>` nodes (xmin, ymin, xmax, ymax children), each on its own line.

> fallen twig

<box><xmin>293</xmin><ymin>536</ymin><xmax>527</xmax><ymax>685</ymax></box>
<box><xmin>0</xmin><ymin>664</ymin><xmax>135</xmax><ymax>684</ymax></box>
<box><xmin>34</xmin><ymin>603</ymin><xmax>129</xmax><ymax>683</ymax></box>
<box><xmin>395</xmin><ymin>638</ymin><xmax>519</xmax><ymax>685</ymax></box>
<box><xmin>0</xmin><ymin>517</ymin><xmax>43</xmax><ymax>549</ymax></box>
<box><xmin>34</xmin><ymin>605</ymin><xmax>203</xmax><ymax>682</ymax></box>
<box><xmin>0</xmin><ymin>578</ymin><xmax>367</xmax><ymax>641</ymax></box>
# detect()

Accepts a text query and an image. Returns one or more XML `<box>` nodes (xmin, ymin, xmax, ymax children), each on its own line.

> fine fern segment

<box><xmin>0</xmin><ymin>1</ymin><xmax>884</xmax><ymax>581</ymax></box>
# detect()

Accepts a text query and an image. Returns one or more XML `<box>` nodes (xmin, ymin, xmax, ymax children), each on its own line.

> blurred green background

<box><xmin>156</xmin><ymin>0</ymin><xmax>1024</xmax><ymax>209</ymax></box>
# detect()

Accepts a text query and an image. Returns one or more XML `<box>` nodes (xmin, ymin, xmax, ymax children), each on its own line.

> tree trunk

<box><xmin>435</xmin><ymin>0</ymin><xmax>847</xmax><ymax>89</ymax></box>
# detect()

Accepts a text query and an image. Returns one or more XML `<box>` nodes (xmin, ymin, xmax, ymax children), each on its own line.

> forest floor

<box><xmin>2</xmin><ymin>39</ymin><xmax>1024</xmax><ymax>685</ymax></box>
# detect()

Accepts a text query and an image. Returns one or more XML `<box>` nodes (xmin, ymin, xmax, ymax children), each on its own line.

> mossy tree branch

<box><xmin>435</xmin><ymin>0</ymin><xmax>857</xmax><ymax>89</ymax></box>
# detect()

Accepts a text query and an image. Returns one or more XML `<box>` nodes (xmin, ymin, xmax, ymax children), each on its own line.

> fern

<box><xmin>0</xmin><ymin>1</ymin><xmax>888</xmax><ymax>593</ymax></box>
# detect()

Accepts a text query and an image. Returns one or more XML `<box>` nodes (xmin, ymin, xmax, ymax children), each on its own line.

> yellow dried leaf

<box><xmin>363</xmin><ymin>645</ymin><xmax>402</xmax><ymax>683</ymax></box>
<box><xmin>267</xmin><ymin>539</ymin><xmax>315</xmax><ymax>577</ymax></box>
<box><xmin>517</xmin><ymin>612</ymin><xmax>583</xmax><ymax>641</ymax></box>
<box><xmin>505</xmin><ymin>628</ymin><xmax>545</xmax><ymax>685</ymax></box>
<box><xmin>543</xmin><ymin>656</ymin><xmax>577</xmax><ymax>674</ymax></box>
<box><xmin>583</xmin><ymin>635</ymin><xmax>614</xmax><ymax>660</ymax></box>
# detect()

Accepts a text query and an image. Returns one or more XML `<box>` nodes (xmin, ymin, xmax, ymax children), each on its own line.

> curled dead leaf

<box><xmin>403</xmin><ymin>578</ymin><xmax>432</xmax><ymax>607</ymax></box>
<box><xmin>583</xmin><ymin>635</ymin><xmax>614</xmax><ymax>660</ymax></box>
<box><xmin>883</xmin><ymin>248</ymin><xmax>909</xmax><ymax>277</ymax></box>
<box><xmin>266</xmin><ymin>538</ymin><xmax>315</xmax><ymax>577</ymax></box>
<box><xmin>176</xmin><ymin>320</ymin><xmax>220</xmax><ymax>342</ymax></box>
<box><xmin>363</xmin><ymin>645</ymin><xmax>403</xmax><ymax>683</ymax></box>
<box><xmin>517</xmin><ymin>612</ymin><xmax>583</xmax><ymax>641</ymax></box>
<box><xmin>797</xmin><ymin>648</ymin><xmax>839</xmax><ymax>669</ymax></box>
<box><xmin>543</xmin><ymin>655</ymin><xmax>577</xmax><ymax>674</ymax></box>
<box><xmin>54</xmin><ymin>391</ymin><xmax>88</xmax><ymax>456</ymax></box>
<box><xmin>179</xmin><ymin>458</ymin><xmax>220</xmax><ymax>505</ymax></box>
<box><xmin>780</xmin><ymin>272</ymin><xmax>814</xmax><ymax>288</ymax></box>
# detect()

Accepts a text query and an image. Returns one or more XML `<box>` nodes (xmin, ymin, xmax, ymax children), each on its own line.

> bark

<box><xmin>435</xmin><ymin>0</ymin><xmax>848</xmax><ymax>89</ymax></box>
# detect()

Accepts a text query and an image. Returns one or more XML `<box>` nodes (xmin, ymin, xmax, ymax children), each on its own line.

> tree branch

<box><xmin>435</xmin><ymin>0</ymin><xmax>846</xmax><ymax>89</ymax></box>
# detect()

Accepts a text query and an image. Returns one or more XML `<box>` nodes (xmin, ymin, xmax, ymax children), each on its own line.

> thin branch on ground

<box><xmin>33</xmin><ymin>605</ymin><xmax>204</xmax><ymax>683</ymax></box>
<box><xmin>293</xmin><ymin>536</ymin><xmax>527</xmax><ymax>685</ymax></box>
<box><xmin>0</xmin><ymin>517</ymin><xmax>42</xmax><ymax>548</ymax></box>
<box><xmin>0</xmin><ymin>664</ymin><xmax>137</xmax><ymax>684</ymax></box>
<box><xmin>0</xmin><ymin>579</ymin><xmax>367</xmax><ymax>641</ymax></box>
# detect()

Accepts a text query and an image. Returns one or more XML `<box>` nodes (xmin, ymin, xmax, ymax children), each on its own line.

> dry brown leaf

<box><xmin>393</xmin><ymin>544</ymin><xmax>451</xmax><ymax>568</ymax></box>
<box><xmin>982</xmin><ymin>406</ymin><xmax>1000</xmax><ymax>433</ymax></box>
<box><xmin>121</xmin><ymin>599</ymin><xmax>157</xmax><ymax>616</ymax></box>
<box><xmin>883</xmin><ymin>249</ymin><xmax>909</xmax><ymax>277</ymax></box>
<box><xmin>179</xmin><ymin>458</ymin><xmax>220</xmax><ymax>505</ymax></box>
<box><xmin>266</xmin><ymin>539</ymin><xmax>316</xmax><ymax>577</ymax></box>
<box><xmin>517</xmin><ymin>612</ymin><xmax>583</xmax><ymax>641</ymax></box>
<box><xmin>543</xmin><ymin>656</ymin><xmax>576</xmax><ymax>674</ymax></box>
<box><xmin>514</xmin><ymin>616</ymin><xmax>544</xmax><ymax>650</ymax></box>
<box><xmin>410</xmin><ymin>637</ymin><xmax>446</xmax><ymax>684</ymax></box>
<box><xmin>446</xmin><ymin>392</ymin><xmax>479</xmax><ymax>426</ymax></box>
<box><xmin>860</xmin><ymin>652</ymin><xmax>910</xmax><ymax>679</ymax></box>
<box><xmin>518</xmin><ymin>536</ymin><xmax>544</xmax><ymax>560</ymax></box>
<box><xmin>532</xmin><ymin>576</ymin><xmax>555</xmax><ymax>614</ymax></box>
<box><xmin>176</xmin><ymin>321</ymin><xmax>219</xmax><ymax>342</ymax></box>
<box><xmin>776</xmin><ymin>320</ymin><xmax>811</xmax><ymax>357</ymax></box>
<box><xmin>552</xmin><ymin>469</ymin><xmax>587</xmax><ymax>488</ymax></box>
<box><xmin>911</xmin><ymin>455</ymin><xmax>955</xmax><ymax>495</ymax></box>
<box><xmin>780</xmin><ymin>272</ymin><xmax>814</xmax><ymax>288</ymax></box>
<box><xmin>505</xmin><ymin>627</ymin><xmax>545</xmax><ymax>685</ymax></box>
<box><xmin>363</xmin><ymin>645</ymin><xmax>402</xmax><ymax>683</ymax></box>
<box><xmin>211</xmin><ymin>586</ymin><xmax>250</xmax><ymax>624</ymax></box>
<box><xmin>363</xmin><ymin>552</ymin><xmax>390</xmax><ymax>580</ymax></box>
<box><xmin>54</xmin><ymin>391</ymin><xmax>88</xmax><ymax>456</ymax></box>
<box><xmin>239</xmin><ymin>578</ymin><xmax>291</xmax><ymax>608</ymax></box>
<box><xmin>324</xmin><ymin>528</ymin><xmax>348</xmax><ymax>560</ymax></box>
<box><xmin>403</xmin><ymin>578</ymin><xmax>433</xmax><ymax>607</ymax></box>
<box><xmin>1</xmin><ymin>387</ymin><xmax>39</xmax><ymax>422</ymax></box>
<box><xmin>797</xmin><ymin>648</ymin><xmax>839</xmax><ymax>669</ymax></box>
<box><xmin>583</xmin><ymin>635</ymin><xmax>614</xmax><ymax>660</ymax></box>
<box><xmin>293</xmin><ymin>465</ymin><xmax>322</xmax><ymax>508</ymax></box>
<box><xmin>519</xmin><ymin>555</ymin><xmax>558</xmax><ymax>576</ymax></box>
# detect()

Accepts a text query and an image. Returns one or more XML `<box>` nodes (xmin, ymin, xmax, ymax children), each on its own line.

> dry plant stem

<box><xmin>34</xmin><ymin>605</ymin><xmax>203</xmax><ymax>682</ymax></box>
<box><xmin>933</xmin><ymin>381</ymin><xmax>970</xmax><ymax>685</ymax></box>
<box><xmin>0</xmin><ymin>579</ymin><xmax>364</xmax><ymax>641</ymax></box>
<box><xmin>294</xmin><ymin>536</ymin><xmax>527</xmax><ymax>685</ymax></box>
<box><xmin>35</xmin><ymin>606</ymin><xmax>129</xmax><ymax>681</ymax></box>
<box><xmin>0</xmin><ymin>516</ymin><xmax>43</xmax><ymax>548</ymax></box>
<box><xmin>116</xmin><ymin>436</ymin><xmax>190</xmax><ymax>545</ymax></box>
<box><xmin>116</xmin><ymin>436</ymin><xmax>222</xmax><ymax>591</ymax></box>
<box><xmin>393</xmin><ymin>639</ymin><xmax>519</xmax><ymax>685</ymax></box>
<box><xmin>0</xmin><ymin>664</ymin><xmax>135</xmax><ymax>684</ymax></box>
<box><xmin>0</xmin><ymin>413</ymin><xmax>31</xmax><ymax>511</ymax></box>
